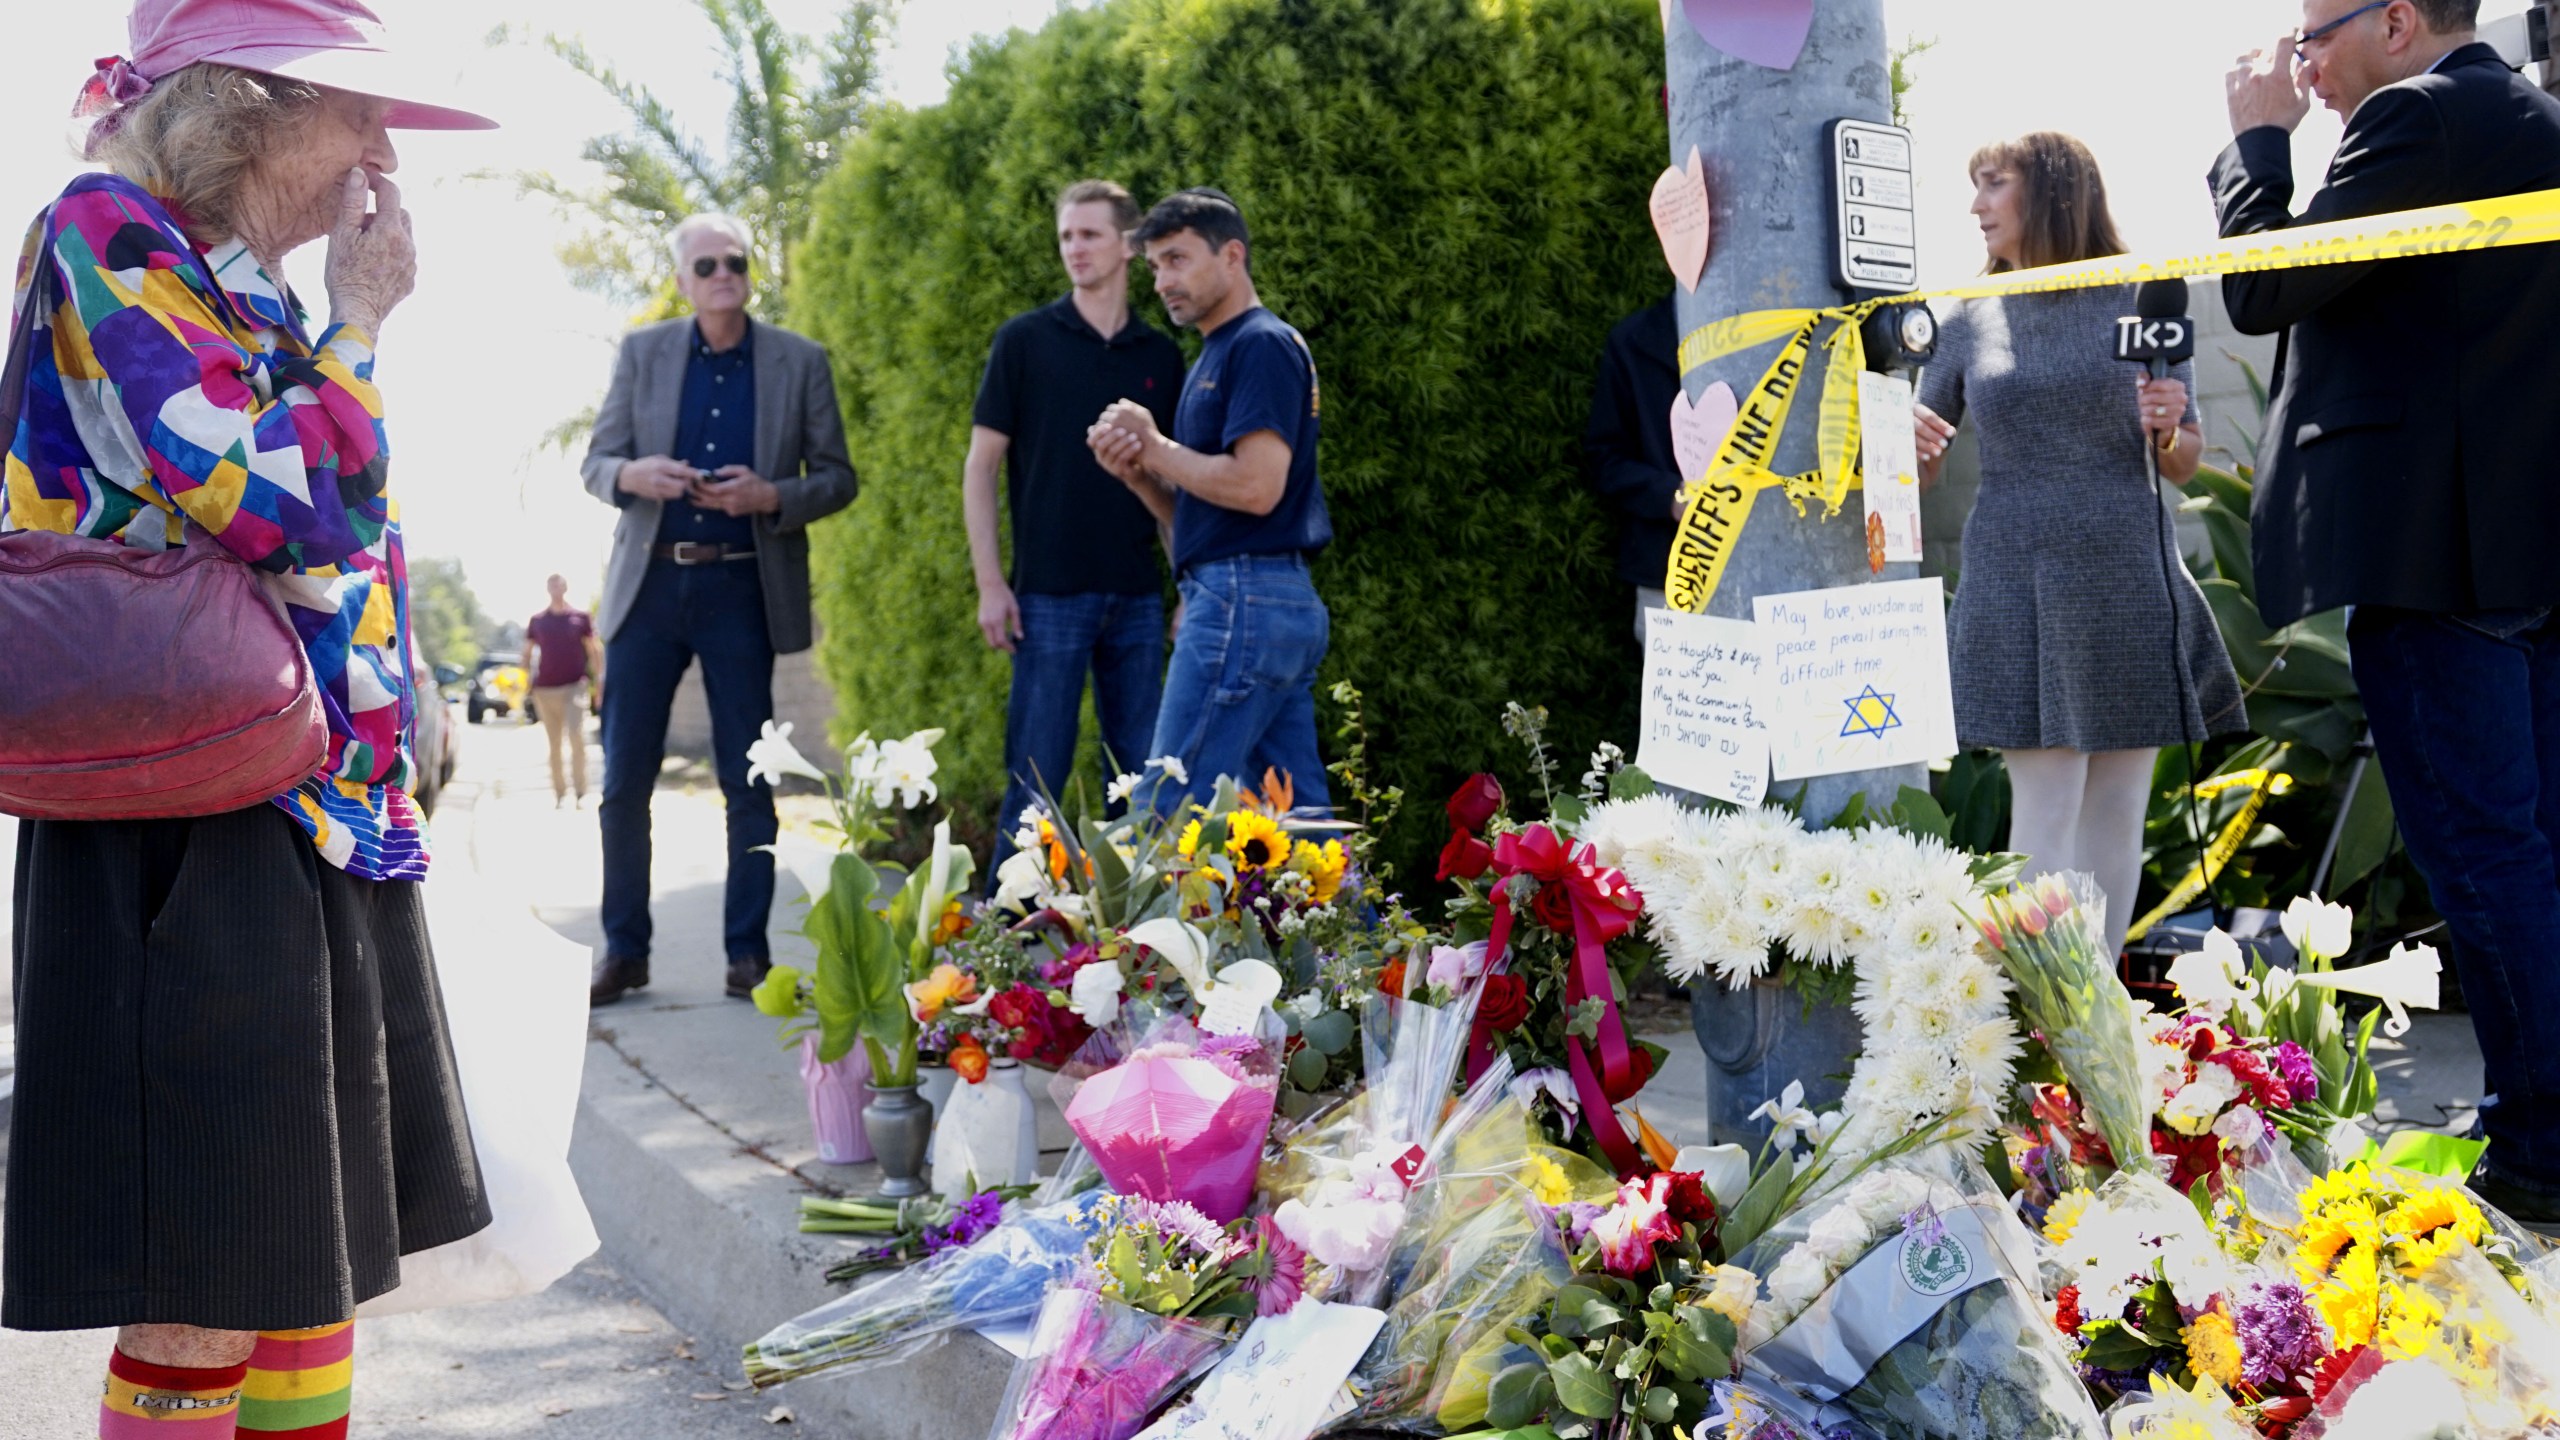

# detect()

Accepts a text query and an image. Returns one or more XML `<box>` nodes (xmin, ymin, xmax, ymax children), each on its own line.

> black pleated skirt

<box><xmin>4</xmin><ymin>803</ymin><xmax>490</xmax><ymax>1331</ymax></box>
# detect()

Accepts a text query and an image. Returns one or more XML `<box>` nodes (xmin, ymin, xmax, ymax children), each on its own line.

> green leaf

<box><xmin>1658</xmin><ymin>1307</ymin><xmax>1731</xmax><ymax>1384</ymax></box>
<box><xmin>1286</xmin><ymin>1045</ymin><xmax>1329</xmax><ymax>1091</ymax></box>
<box><xmin>1486</xmin><ymin>1362</ymin><xmax>1556</xmax><ymax>1431</ymax></box>
<box><xmin>1889</xmin><ymin>785</ymin><xmax>1952</xmax><ymax>841</ymax></box>
<box><xmin>751</xmin><ymin>962</ymin><xmax>807</xmax><ymax>1019</ymax></box>
<box><xmin>1546</xmin><ymin>1351</ymin><xmax>1617</xmax><ymax>1419</ymax></box>
<box><xmin>1609</xmin><ymin>766</ymin><xmax>1656</xmax><ymax>802</ymax></box>
<box><xmin>2076</xmin><ymin>1323</ymin><xmax>2160</xmax><ymax>1372</ymax></box>
<box><xmin>2329</xmin><ymin>767</ymin><xmax>2398</xmax><ymax>896</ymax></box>
<box><xmin>1721</xmin><ymin>1149</ymin><xmax>1794</xmax><ymax>1255</ymax></box>
<box><xmin>1576</xmin><ymin>1296</ymin><xmax>1628</xmax><ymax>1336</ymax></box>
<box><xmin>1641</xmin><ymin>1388</ymin><xmax>1678</xmax><ymax>1423</ymax></box>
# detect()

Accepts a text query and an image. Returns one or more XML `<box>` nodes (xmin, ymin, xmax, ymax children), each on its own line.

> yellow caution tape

<box><xmin>1665</xmin><ymin>182</ymin><xmax>2560</xmax><ymax>611</ymax></box>
<box><xmin>2124</xmin><ymin>767</ymin><xmax>2296</xmax><ymax>943</ymax></box>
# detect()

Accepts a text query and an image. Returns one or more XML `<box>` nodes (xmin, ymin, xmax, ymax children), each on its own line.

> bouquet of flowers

<box><xmin>1976</xmin><ymin>873</ymin><xmax>2161</xmax><ymax>1183</ymax></box>
<box><xmin>984</xmin><ymin>1194</ymin><xmax>1305</xmax><ymax>1440</ymax></box>
<box><xmin>1064</xmin><ymin>1014</ymin><xmax>1284</xmax><ymax>1224</ymax></box>
<box><xmin>743</xmin><ymin>1197</ymin><xmax>1104</xmax><ymax>1388</ymax></box>
<box><xmin>1727</xmin><ymin>1164</ymin><xmax>2104</xmax><ymax>1440</ymax></box>
<box><xmin>797</xmin><ymin>1184</ymin><xmax>1033</xmax><ymax>1282</ymax></box>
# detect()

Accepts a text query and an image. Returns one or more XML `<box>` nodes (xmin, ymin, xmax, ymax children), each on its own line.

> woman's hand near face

<box><xmin>325</xmin><ymin>169</ymin><xmax>415</xmax><ymax>336</ymax></box>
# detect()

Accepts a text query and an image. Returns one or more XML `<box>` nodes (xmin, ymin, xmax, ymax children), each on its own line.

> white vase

<box><xmin>934</xmin><ymin>1059</ymin><xmax>1037</xmax><ymax>1200</ymax></box>
<box><xmin>992</xmin><ymin>1058</ymin><xmax>1042</xmax><ymax>1186</ymax></box>
<box><xmin>916</xmin><ymin>1062</ymin><xmax>958</xmax><ymax>1164</ymax></box>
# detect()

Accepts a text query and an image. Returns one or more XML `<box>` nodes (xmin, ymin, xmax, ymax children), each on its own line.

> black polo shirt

<box><xmin>972</xmin><ymin>295</ymin><xmax>1187</xmax><ymax>596</ymax></box>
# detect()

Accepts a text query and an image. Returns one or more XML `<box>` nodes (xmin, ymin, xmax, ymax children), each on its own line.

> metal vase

<box><xmin>799</xmin><ymin>1032</ymin><xmax>873</xmax><ymax>1165</ymax></box>
<box><xmin>1690</xmin><ymin>974</ymin><xmax>1864</xmax><ymax>1146</ymax></box>
<box><xmin>862</xmin><ymin>1083</ymin><xmax>934</xmax><ymax>1199</ymax></box>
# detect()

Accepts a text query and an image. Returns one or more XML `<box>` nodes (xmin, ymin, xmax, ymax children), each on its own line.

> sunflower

<box><xmin>1289</xmin><ymin>838</ymin><xmax>1349</xmax><ymax>904</ymax></box>
<box><xmin>2295</xmin><ymin>1210</ymin><xmax>2364</xmax><ymax>1284</ymax></box>
<box><xmin>2315</xmin><ymin>1242</ymin><xmax>2383</xmax><ymax>1351</ymax></box>
<box><xmin>1178</xmin><ymin>818</ymin><xmax>1204</xmax><ymax>860</ymax></box>
<box><xmin>2182</xmin><ymin>1309</ymin><xmax>2245</xmax><ymax>1388</ymax></box>
<box><xmin>2041</xmin><ymin>1188</ymin><xmax>2095</xmax><ymax>1247</ymax></box>
<box><xmin>2376</xmin><ymin>1286</ymin><xmax>2445</xmax><ymax>1360</ymax></box>
<box><xmin>1225</xmin><ymin>810</ymin><xmax>1290</xmax><ymax>870</ymax></box>
<box><xmin>2383</xmin><ymin>1187</ymin><xmax>2487</xmax><ymax>1262</ymax></box>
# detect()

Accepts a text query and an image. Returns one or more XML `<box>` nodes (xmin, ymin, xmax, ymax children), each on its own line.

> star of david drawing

<box><xmin>1839</xmin><ymin>685</ymin><xmax>1903</xmax><ymax>740</ymax></box>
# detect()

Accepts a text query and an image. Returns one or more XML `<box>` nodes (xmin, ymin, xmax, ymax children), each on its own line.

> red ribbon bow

<box><xmin>1465</xmin><ymin>823</ymin><xmax>1649</xmax><ymax>1176</ymax></box>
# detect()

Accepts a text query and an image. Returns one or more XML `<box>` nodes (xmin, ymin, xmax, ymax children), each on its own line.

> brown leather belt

<box><xmin>650</xmin><ymin>541</ymin><xmax>757</xmax><ymax>565</ymax></box>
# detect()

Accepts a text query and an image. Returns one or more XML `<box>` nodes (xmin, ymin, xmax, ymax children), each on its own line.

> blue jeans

<box><xmin>600</xmin><ymin>560</ymin><xmax>777</xmax><ymax>965</ymax></box>
<box><xmin>1147</xmin><ymin>554</ymin><xmax>1333</xmax><ymax>815</ymax></box>
<box><xmin>2351</xmin><ymin>604</ymin><xmax>2560</xmax><ymax>1194</ymax></box>
<box><xmin>992</xmin><ymin>590</ymin><xmax>1166</xmax><ymax>872</ymax></box>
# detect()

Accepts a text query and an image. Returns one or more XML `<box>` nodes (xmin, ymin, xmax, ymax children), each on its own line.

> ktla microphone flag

<box><xmin>1664</xmin><ymin>183</ymin><xmax>2560</xmax><ymax>613</ymax></box>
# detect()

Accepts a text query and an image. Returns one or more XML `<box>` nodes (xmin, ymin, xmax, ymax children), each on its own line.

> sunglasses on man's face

<box><xmin>692</xmin><ymin>254</ymin><xmax>749</xmax><ymax>279</ymax></box>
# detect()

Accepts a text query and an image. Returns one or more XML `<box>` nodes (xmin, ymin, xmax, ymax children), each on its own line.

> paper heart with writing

<box><xmin>1649</xmin><ymin>145</ymin><xmax>1713</xmax><ymax>293</ymax></box>
<box><xmin>1682</xmin><ymin>0</ymin><xmax>1815</xmax><ymax>72</ymax></box>
<box><xmin>1670</xmin><ymin>380</ymin><xmax>1740</xmax><ymax>485</ymax></box>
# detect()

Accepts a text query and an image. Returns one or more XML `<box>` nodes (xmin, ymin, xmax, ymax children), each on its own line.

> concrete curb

<box><xmin>570</xmin><ymin>1037</ymin><xmax>1009</xmax><ymax>1439</ymax></box>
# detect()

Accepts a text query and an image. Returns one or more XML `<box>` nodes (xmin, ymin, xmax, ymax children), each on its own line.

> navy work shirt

<box><xmin>653</xmin><ymin>319</ymin><xmax>759</xmax><ymax>548</ymax></box>
<box><xmin>1169</xmin><ymin>306</ymin><xmax>1329</xmax><ymax>575</ymax></box>
<box><xmin>971</xmin><ymin>295</ymin><xmax>1186</xmax><ymax>595</ymax></box>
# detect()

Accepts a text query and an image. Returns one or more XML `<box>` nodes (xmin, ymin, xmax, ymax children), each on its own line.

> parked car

<box><xmin>411</xmin><ymin>653</ymin><xmax>461</xmax><ymax>815</ymax></box>
<box><xmin>468</xmin><ymin>653</ymin><xmax>529</xmax><ymax>724</ymax></box>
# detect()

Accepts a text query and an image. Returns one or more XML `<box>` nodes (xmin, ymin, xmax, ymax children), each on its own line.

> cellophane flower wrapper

<box><xmin>1064</xmin><ymin>1013</ymin><xmax>1283</xmax><ymax>1224</ymax></box>
<box><xmin>2293</xmin><ymin>1239</ymin><xmax>2560</xmax><ymax>1440</ymax></box>
<box><xmin>985</xmin><ymin>1285</ymin><xmax>1234</xmax><ymax>1440</ymax></box>
<box><xmin>743</xmin><ymin>1199</ymin><xmax>1103</xmax><ymax>1388</ymax></box>
<box><xmin>1731</xmin><ymin>1164</ymin><xmax>2104</xmax><ymax>1440</ymax></box>
<box><xmin>1978</xmin><ymin>872</ymin><xmax>2162</xmax><ymax>1182</ymax></box>
<box><xmin>2099</xmin><ymin>1377</ymin><xmax>2261</xmax><ymax>1439</ymax></box>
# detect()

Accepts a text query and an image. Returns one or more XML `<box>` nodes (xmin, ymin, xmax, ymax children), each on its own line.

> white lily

<box><xmin>1105</xmin><ymin>771</ymin><xmax>1146</xmax><ymax>807</ymax></box>
<box><xmin>2282</xmin><ymin>941</ymin><xmax>2442</xmax><ymax>1037</ymax></box>
<box><xmin>1124</xmin><ymin>916</ymin><xmax>1215</xmax><ymax>995</ymax></box>
<box><xmin>1748</xmin><ymin>1080</ymin><xmax>1819</xmax><ymax>1148</ymax></box>
<box><xmin>867</xmin><ymin>728</ymin><xmax>943</xmax><ymax>809</ymax></box>
<box><xmin>1069</xmin><ymin>962</ymin><xmax>1125</xmax><ymax>1028</ymax></box>
<box><xmin>2279</xmin><ymin>895</ymin><xmax>2354</xmax><ymax>964</ymax></box>
<box><xmin>1672</xmin><ymin>1143</ymin><xmax>1755</xmax><ymax>1214</ymax></box>
<box><xmin>762</xmin><ymin>830</ymin><xmax>843</xmax><ymax>906</ymax></box>
<box><xmin>2166</xmin><ymin>929</ymin><xmax>2257</xmax><ymax>1016</ymax></box>
<box><xmin>909</xmin><ymin>820</ymin><xmax>969</xmax><ymax>950</ymax></box>
<box><xmin>1198</xmin><ymin>958</ymin><xmax>1285</xmax><ymax>1037</ymax></box>
<box><xmin>1151</xmin><ymin>756</ymin><xmax>1190</xmax><ymax>786</ymax></box>
<box><xmin>745</xmin><ymin>720</ymin><xmax>826</xmax><ymax>788</ymax></box>
<box><xmin>992</xmin><ymin>849</ymin><xmax>1047</xmax><ymax>909</ymax></box>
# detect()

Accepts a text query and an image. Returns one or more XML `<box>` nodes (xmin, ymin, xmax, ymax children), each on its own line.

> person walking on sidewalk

<box><xmin>580</xmin><ymin>213</ymin><xmax>858</xmax><ymax>1007</ymax></box>
<box><xmin>1089</xmin><ymin>188</ymin><xmax>1333</xmax><ymax>816</ymax></box>
<box><xmin>966</xmin><ymin>180</ymin><xmax>1185</xmax><ymax>870</ymax></box>
<box><xmin>2216</xmin><ymin>0</ymin><xmax>2560</xmax><ymax>1230</ymax></box>
<box><xmin>2</xmin><ymin>4</ymin><xmax>493</xmax><ymax>1433</ymax></box>
<box><xmin>524</xmin><ymin>573</ymin><xmax>600</xmax><ymax>808</ymax></box>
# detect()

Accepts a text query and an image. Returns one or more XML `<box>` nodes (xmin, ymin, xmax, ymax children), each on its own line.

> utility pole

<box><xmin>1666</xmin><ymin>0</ymin><xmax>1926</xmax><ymax>1142</ymax></box>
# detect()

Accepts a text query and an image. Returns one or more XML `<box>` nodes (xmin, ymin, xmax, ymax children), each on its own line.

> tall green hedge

<box><xmin>796</xmin><ymin>0</ymin><xmax>1671</xmax><ymax>875</ymax></box>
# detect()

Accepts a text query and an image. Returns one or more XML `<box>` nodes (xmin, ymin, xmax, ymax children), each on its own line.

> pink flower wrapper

<box><xmin>988</xmin><ymin>1287</ymin><xmax>1232</xmax><ymax>1440</ymax></box>
<box><xmin>1064</xmin><ymin>1052</ymin><xmax>1278</xmax><ymax>1223</ymax></box>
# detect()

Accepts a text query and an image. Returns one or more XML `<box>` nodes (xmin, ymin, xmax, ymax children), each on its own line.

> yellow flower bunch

<box><xmin>1287</xmin><ymin>838</ymin><xmax>1348</xmax><ymax>904</ymax></box>
<box><xmin>2181</xmin><ymin>1308</ymin><xmax>2244</xmax><ymax>1388</ymax></box>
<box><xmin>2291</xmin><ymin>1161</ymin><xmax>2500</xmax><ymax>1356</ymax></box>
<box><xmin>2042</xmin><ymin>1188</ymin><xmax>2095</xmax><ymax>1247</ymax></box>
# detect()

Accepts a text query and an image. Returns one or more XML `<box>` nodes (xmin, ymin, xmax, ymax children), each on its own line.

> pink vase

<box><xmin>801</xmin><ymin>1033</ymin><xmax>874</xmax><ymax>1164</ymax></box>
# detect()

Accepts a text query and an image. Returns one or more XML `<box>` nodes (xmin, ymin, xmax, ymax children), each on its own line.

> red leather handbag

<box><xmin>0</xmin><ymin>217</ymin><xmax>329</xmax><ymax>821</ymax></box>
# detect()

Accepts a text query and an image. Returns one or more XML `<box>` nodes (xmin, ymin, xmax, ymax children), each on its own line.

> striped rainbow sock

<box><xmin>99</xmin><ymin>1348</ymin><xmax>245</xmax><ymax>1436</ymax></box>
<box><xmin>235</xmin><ymin>1323</ymin><xmax>353</xmax><ymax>1439</ymax></box>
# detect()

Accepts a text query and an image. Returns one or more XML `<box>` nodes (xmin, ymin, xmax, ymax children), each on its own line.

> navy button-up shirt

<box><xmin>653</xmin><ymin>319</ymin><xmax>759</xmax><ymax>548</ymax></box>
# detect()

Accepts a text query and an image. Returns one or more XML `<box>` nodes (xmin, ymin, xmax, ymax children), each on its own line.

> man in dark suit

<box><xmin>2215</xmin><ymin>0</ymin><xmax>2560</xmax><ymax>1228</ymax></box>
<box><xmin>579</xmin><ymin>213</ymin><xmax>859</xmax><ymax>1006</ymax></box>
<box><xmin>1581</xmin><ymin>296</ymin><xmax>1683</xmax><ymax>644</ymax></box>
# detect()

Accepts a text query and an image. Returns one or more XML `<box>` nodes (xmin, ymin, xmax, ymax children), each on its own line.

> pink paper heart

<box><xmin>1650</xmin><ymin>145</ymin><xmax>1712</xmax><ymax>293</ymax></box>
<box><xmin>1670</xmin><ymin>381</ymin><xmax>1740</xmax><ymax>484</ymax></box>
<box><xmin>1682</xmin><ymin>0</ymin><xmax>1814</xmax><ymax>71</ymax></box>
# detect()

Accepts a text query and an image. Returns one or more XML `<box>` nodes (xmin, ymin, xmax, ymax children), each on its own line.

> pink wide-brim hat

<box><xmin>86</xmin><ymin>0</ymin><xmax>496</xmax><ymax>131</ymax></box>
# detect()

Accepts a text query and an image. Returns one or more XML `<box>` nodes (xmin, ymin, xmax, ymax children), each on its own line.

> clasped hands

<box><xmin>1087</xmin><ymin>399</ymin><xmax>1167</xmax><ymax>495</ymax></box>
<box><xmin>615</xmin><ymin>455</ymin><xmax>780</xmax><ymax>515</ymax></box>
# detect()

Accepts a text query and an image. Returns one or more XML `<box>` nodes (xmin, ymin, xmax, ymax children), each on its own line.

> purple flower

<box><xmin>1555</xmin><ymin>1201</ymin><xmax>1607</xmax><ymax>1250</ymax></box>
<box><xmin>1899</xmin><ymin>1206</ymin><xmax>1949</xmax><ymax>1247</ymax></box>
<box><xmin>1197</xmin><ymin>1034</ymin><xmax>1264</xmax><ymax>1064</ymax></box>
<box><xmin>2270</xmin><ymin>1042</ymin><xmax>2319</xmax><ymax>1107</ymax></box>
<box><xmin>2234</xmin><ymin>1280</ymin><xmax>2325</xmax><ymax>1388</ymax></box>
<box><xmin>923</xmin><ymin>1189</ymin><xmax>1006</xmax><ymax>1256</ymax></box>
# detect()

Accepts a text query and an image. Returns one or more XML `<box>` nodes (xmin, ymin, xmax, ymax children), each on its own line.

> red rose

<box><xmin>1601</xmin><ymin>1046</ymin><xmax>1656</xmax><ymax>1105</ymax></box>
<box><xmin>988</xmin><ymin>987</ymin><xmax>1045</xmax><ymax>1031</ymax></box>
<box><xmin>1530</xmin><ymin>880</ymin><xmax>1576</xmax><ymax>934</ymax></box>
<box><xmin>1437</xmin><ymin>828</ymin><xmax>1493</xmax><ymax>882</ymax></box>
<box><xmin>1476</xmin><ymin>973</ymin><xmax>1530</xmax><ymax>1032</ymax></box>
<box><xmin>1445</xmin><ymin>773</ymin><xmax>1504</xmax><ymax>834</ymax></box>
<box><xmin>2054</xmin><ymin>1284</ymin><xmax>2083</xmax><ymax>1337</ymax></box>
<box><xmin>1663</xmin><ymin>1171</ymin><xmax>1716</xmax><ymax>1228</ymax></box>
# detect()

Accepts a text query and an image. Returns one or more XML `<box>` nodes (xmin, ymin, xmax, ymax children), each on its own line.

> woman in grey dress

<box><xmin>1911</xmin><ymin>132</ymin><xmax>2246</xmax><ymax>959</ymax></box>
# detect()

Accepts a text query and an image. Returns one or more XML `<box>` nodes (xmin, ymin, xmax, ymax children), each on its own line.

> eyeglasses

<box><xmin>691</xmin><ymin>254</ymin><xmax>749</xmax><ymax>279</ymax></box>
<box><xmin>2292</xmin><ymin>0</ymin><xmax>2390</xmax><ymax>53</ymax></box>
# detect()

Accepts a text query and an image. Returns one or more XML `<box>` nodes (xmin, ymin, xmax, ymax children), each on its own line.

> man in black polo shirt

<box><xmin>966</xmin><ymin>179</ymin><xmax>1186</xmax><ymax>866</ymax></box>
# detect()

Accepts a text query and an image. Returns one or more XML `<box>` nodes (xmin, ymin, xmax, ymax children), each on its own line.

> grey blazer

<box><xmin>579</xmin><ymin>317</ymin><xmax>858</xmax><ymax>654</ymax></box>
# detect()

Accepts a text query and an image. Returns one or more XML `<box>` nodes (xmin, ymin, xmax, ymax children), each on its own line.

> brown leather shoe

<box><xmin>590</xmin><ymin>953</ymin><xmax>650</xmax><ymax>1007</ymax></box>
<box><xmin>725</xmin><ymin>955</ymin><xmax>773</xmax><ymax>1000</ymax></box>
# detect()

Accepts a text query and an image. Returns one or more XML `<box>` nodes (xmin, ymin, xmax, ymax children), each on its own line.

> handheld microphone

<box><xmin>2115</xmin><ymin>279</ymin><xmax>2195</xmax><ymax>380</ymax></box>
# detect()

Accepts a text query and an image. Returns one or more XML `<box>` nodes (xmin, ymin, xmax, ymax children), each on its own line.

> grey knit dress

<box><xmin>1915</xmin><ymin>287</ymin><xmax>2247</xmax><ymax>752</ymax></box>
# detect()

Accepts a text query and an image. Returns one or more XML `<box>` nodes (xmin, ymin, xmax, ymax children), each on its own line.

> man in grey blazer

<box><xmin>580</xmin><ymin>212</ymin><xmax>858</xmax><ymax>1006</ymax></box>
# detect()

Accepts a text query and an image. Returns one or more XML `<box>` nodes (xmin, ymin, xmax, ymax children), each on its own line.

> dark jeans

<box><xmin>600</xmin><ymin>560</ymin><xmax>777</xmax><ymax>965</ymax></box>
<box><xmin>993</xmin><ymin>590</ymin><xmax>1166</xmax><ymax>872</ymax></box>
<box><xmin>1146</xmin><ymin>554</ymin><xmax>1333</xmax><ymax>816</ymax></box>
<box><xmin>2351</xmin><ymin>604</ymin><xmax>2560</xmax><ymax>1194</ymax></box>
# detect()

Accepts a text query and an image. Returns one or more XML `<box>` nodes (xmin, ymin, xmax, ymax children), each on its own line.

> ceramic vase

<box><xmin>933</xmin><ymin>1059</ymin><xmax>1043</xmax><ymax>1200</ymax></box>
<box><xmin>916</xmin><ymin>1061</ymin><xmax>958</xmax><ymax>1163</ymax></box>
<box><xmin>861</xmin><ymin>1084</ymin><xmax>933</xmax><ymax>1199</ymax></box>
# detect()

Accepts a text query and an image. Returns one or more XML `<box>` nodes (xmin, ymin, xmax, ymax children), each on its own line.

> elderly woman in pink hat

<box><xmin>3</xmin><ymin>2</ymin><xmax>495</xmax><ymax>1433</ymax></box>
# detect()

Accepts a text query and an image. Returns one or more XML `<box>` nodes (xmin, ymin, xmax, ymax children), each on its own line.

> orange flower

<box><xmin>905</xmin><ymin>963</ymin><xmax>982</xmax><ymax>1024</ymax></box>
<box><xmin>950</xmin><ymin>1034</ymin><xmax>990</xmax><ymax>1084</ymax></box>
<box><xmin>1243</xmin><ymin>768</ymin><xmax>1295</xmax><ymax>815</ymax></box>
<box><xmin>931</xmin><ymin>899</ymin><xmax>970</xmax><ymax>946</ymax></box>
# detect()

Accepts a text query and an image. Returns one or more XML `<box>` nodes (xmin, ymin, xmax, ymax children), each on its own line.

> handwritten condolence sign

<box><xmin>1639</xmin><ymin>608</ymin><xmax>1771</xmax><ymax>807</ymax></box>
<box><xmin>1753</xmin><ymin>579</ymin><xmax>1956</xmax><ymax>781</ymax></box>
